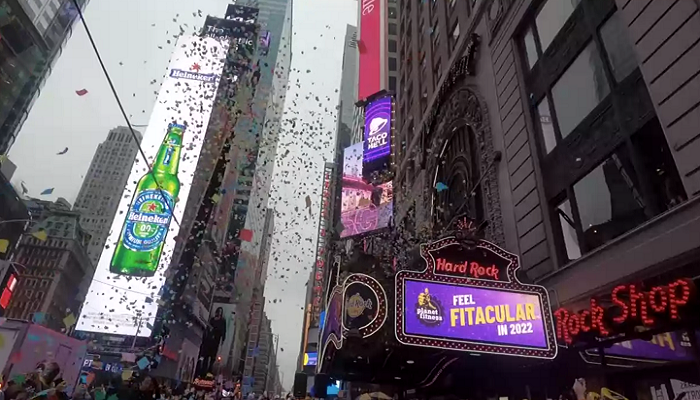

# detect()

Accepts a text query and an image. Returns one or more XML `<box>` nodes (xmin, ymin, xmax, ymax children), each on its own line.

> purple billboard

<box><xmin>584</xmin><ymin>331</ymin><xmax>695</xmax><ymax>363</ymax></box>
<box><xmin>395</xmin><ymin>235</ymin><xmax>558</xmax><ymax>359</ymax></box>
<box><xmin>363</xmin><ymin>96</ymin><xmax>392</xmax><ymax>164</ymax></box>
<box><xmin>340</xmin><ymin>143</ymin><xmax>393</xmax><ymax>238</ymax></box>
<box><xmin>403</xmin><ymin>279</ymin><xmax>549</xmax><ymax>349</ymax></box>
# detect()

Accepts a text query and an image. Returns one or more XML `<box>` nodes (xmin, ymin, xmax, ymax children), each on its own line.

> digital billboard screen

<box><xmin>358</xmin><ymin>0</ymin><xmax>384</xmax><ymax>100</ymax></box>
<box><xmin>340</xmin><ymin>143</ymin><xmax>392</xmax><ymax>238</ymax></box>
<box><xmin>76</xmin><ymin>35</ymin><xmax>228</xmax><ymax>337</ymax></box>
<box><xmin>363</xmin><ymin>96</ymin><xmax>391</xmax><ymax>164</ymax></box>
<box><xmin>402</xmin><ymin>279</ymin><xmax>549</xmax><ymax>349</ymax></box>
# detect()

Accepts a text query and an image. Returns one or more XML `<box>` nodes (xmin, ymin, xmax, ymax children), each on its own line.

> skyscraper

<box><xmin>0</xmin><ymin>0</ymin><xmax>88</xmax><ymax>154</ymax></box>
<box><xmin>205</xmin><ymin>0</ymin><xmax>292</xmax><ymax>381</ymax></box>
<box><xmin>73</xmin><ymin>127</ymin><xmax>141</xmax><ymax>266</ymax></box>
<box><xmin>5</xmin><ymin>197</ymin><xmax>92</xmax><ymax>332</ymax></box>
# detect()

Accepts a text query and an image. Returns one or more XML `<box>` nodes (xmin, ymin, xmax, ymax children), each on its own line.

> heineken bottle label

<box><xmin>123</xmin><ymin>189</ymin><xmax>174</xmax><ymax>252</ymax></box>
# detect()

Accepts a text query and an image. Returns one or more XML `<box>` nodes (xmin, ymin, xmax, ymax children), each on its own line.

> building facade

<box><xmin>394</xmin><ymin>0</ymin><xmax>700</xmax><ymax>319</ymax></box>
<box><xmin>219</xmin><ymin>0</ymin><xmax>292</xmax><ymax>380</ymax></box>
<box><xmin>73</xmin><ymin>126</ymin><xmax>141</xmax><ymax>266</ymax></box>
<box><xmin>0</xmin><ymin>0</ymin><xmax>88</xmax><ymax>154</ymax></box>
<box><xmin>5</xmin><ymin>197</ymin><xmax>92</xmax><ymax>332</ymax></box>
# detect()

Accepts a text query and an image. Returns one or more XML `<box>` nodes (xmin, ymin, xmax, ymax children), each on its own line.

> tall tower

<box><xmin>73</xmin><ymin>126</ymin><xmax>141</xmax><ymax>266</ymax></box>
<box><xmin>1</xmin><ymin>0</ymin><xmax>89</xmax><ymax>154</ymax></box>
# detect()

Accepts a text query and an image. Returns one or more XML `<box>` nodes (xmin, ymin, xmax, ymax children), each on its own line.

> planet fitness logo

<box><xmin>123</xmin><ymin>189</ymin><xmax>174</xmax><ymax>252</ymax></box>
<box><xmin>415</xmin><ymin>288</ymin><xmax>444</xmax><ymax>327</ymax></box>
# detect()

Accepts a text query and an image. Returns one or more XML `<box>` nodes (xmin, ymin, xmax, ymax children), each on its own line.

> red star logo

<box><xmin>191</xmin><ymin>63</ymin><xmax>201</xmax><ymax>72</ymax></box>
<box><xmin>147</xmin><ymin>203</ymin><xmax>158</xmax><ymax>212</ymax></box>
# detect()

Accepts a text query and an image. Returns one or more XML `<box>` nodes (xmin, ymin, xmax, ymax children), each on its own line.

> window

<box><xmin>450</xmin><ymin>0</ymin><xmax>457</xmax><ymax>8</ymax></box>
<box><xmin>388</xmin><ymin>39</ymin><xmax>397</xmax><ymax>53</ymax></box>
<box><xmin>599</xmin><ymin>12</ymin><xmax>637</xmax><ymax>82</ymax></box>
<box><xmin>523</xmin><ymin>27</ymin><xmax>538</xmax><ymax>69</ymax></box>
<box><xmin>536</xmin><ymin>100</ymin><xmax>556</xmax><ymax>154</ymax></box>
<box><xmin>388</xmin><ymin>7</ymin><xmax>397</xmax><ymax>19</ymax></box>
<box><xmin>388</xmin><ymin>23</ymin><xmax>397</xmax><ymax>35</ymax></box>
<box><xmin>431</xmin><ymin>23</ymin><xmax>440</xmax><ymax>51</ymax></box>
<box><xmin>389</xmin><ymin>76</ymin><xmax>397</xmax><ymax>92</ymax></box>
<box><xmin>536</xmin><ymin>0</ymin><xmax>581</xmax><ymax>53</ymax></box>
<box><xmin>451</xmin><ymin>23</ymin><xmax>460</xmax><ymax>43</ymax></box>
<box><xmin>552</xmin><ymin>119</ymin><xmax>686</xmax><ymax>263</ymax></box>
<box><xmin>389</xmin><ymin>57</ymin><xmax>397</xmax><ymax>71</ymax></box>
<box><xmin>551</xmin><ymin>42</ymin><xmax>609</xmax><ymax>139</ymax></box>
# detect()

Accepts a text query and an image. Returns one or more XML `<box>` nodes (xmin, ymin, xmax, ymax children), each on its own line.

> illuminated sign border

<box><xmin>341</xmin><ymin>273</ymin><xmax>387</xmax><ymax>338</ymax></box>
<box><xmin>312</xmin><ymin>163</ymin><xmax>335</xmax><ymax>325</ymax></box>
<box><xmin>394</xmin><ymin>236</ymin><xmax>558</xmax><ymax>359</ymax></box>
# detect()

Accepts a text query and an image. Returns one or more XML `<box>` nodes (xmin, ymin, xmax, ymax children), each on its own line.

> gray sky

<box><xmin>9</xmin><ymin>0</ymin><xmax>357</xmax><ymax>389</ymax></box>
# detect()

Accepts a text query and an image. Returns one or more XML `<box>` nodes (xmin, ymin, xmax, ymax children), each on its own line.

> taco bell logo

<box><xmin>170</xmin><ymin>63</ymin><xmax>218</xmax><ymax>83</ymax></box>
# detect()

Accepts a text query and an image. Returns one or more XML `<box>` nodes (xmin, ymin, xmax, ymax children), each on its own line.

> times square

<box><xmin>2</xmin><ymin>0</ymin><xmax>700</xmax><ymax>400</ymax></box>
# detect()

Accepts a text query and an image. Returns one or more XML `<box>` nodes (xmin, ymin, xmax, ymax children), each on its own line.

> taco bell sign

<box><xmin>363</xmin><ymin>96</ymin><xmax>392</xmax><ymax>164</ymax></box>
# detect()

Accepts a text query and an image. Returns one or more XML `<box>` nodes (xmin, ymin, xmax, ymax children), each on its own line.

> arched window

<box><xmin>432</xmin><ymin>121</ymin><xmax>484</xmax><ymax>230</ymax></box>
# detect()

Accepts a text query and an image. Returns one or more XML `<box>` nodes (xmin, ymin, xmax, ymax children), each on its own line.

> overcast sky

<box><xmin>9</xmin><ymin>0</ymin><xmax>358</xmax><ymax>389</ymax></box>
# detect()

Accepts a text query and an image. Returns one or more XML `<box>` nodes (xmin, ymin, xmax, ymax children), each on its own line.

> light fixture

<box><xmin>394</xmin><ymin>377</ymin><xmax>402</xmax><ymax>380</ymax></box>
<box><xmin>406</xmin><ymin>360</ymin><xmax>414</xmax><ymax>364</ymax></box>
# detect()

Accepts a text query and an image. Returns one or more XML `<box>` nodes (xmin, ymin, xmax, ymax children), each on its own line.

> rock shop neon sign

<box><xmin>554</xmin><ymin>278</ymin><xmax>695</xmax><ymax>345</ymax></box>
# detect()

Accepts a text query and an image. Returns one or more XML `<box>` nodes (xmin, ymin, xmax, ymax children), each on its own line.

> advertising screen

<box><xmin>358</xmin><ymin>0</ymin><xmax>384</xmax><ymax>100</ymax></box>
<box><xmin>340</xmin><ymin>143</ymin><xmax>392</xmax><ymax>238</ymax></box>
<box><xmin>303</xmin><ymin>352</ymin><xmax>318</xmax><ymax>366</ymax></box>
<box><xmin>584</xmin><ymin>331</ymin><xmax>695</xmax><ymax>363</ymax></box>
<box><xmin>402</xmin><ymin>279</ymin><xmax>549</xmax><ymax>349</ymax></box>
<box><xmin>76</xmin><ymin>35</ymin><xmax>228</xmax><ymax>337</ymax></box>
<box><xmin>363</xmin><ymin>96</ymin><xmax>391</xmax><ymax>164</ymax></box>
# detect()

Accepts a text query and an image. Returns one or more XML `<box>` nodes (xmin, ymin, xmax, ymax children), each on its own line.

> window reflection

<box><xmin>600</xmin><ymin>12</ymin><xmax>638</xmax><ymax>83</ymax></box>
<box><xmin>557</xmin><ymin>200</ymin><xmax>581</xmax><ymax>261</ymax></box>
<box><xmin>551</xmin><ymin>42</ymin><xmax>609</xmax><ymax>139</ymax></box>
<box><xmin>536</xmin><ymin>0</ymin><xmax>581</xmax><ymax>53</ymax></box>
<box><xmin>573</xmin><ymin>149</ymin><xmax>647</xmax><ymax>252</ymax></box>
<box><xmin>536</xmin><ymin>99</ymin><xmax>556</xmax><ymax>153</ymax></box>
<box><xmin>523</xmin><ymin>27</ymin><xmax>538</xmax><ymax>69</ymax></box>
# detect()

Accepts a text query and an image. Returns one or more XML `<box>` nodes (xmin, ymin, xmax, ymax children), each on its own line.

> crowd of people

<box><xmin>0</xmin><ymin>363</ymin><xmax>293</xmax><ymax>400</ymax></box>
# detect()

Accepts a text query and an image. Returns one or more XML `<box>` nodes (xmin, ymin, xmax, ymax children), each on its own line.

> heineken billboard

<box><xmin>75</xmin><ymin>35</ymin><xmax>229</xmax><ymax>337</ymax></box>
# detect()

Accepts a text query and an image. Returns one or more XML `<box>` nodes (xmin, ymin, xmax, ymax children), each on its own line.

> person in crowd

<box><xmin>2</xmin><ymin>381</ymin><xmax>28</xmax><ymax>400</ymax></box>
<box><xmin>71</xmin><ymin>384</ymin><xmax>91</xmax><ymax>400</ymax></box>
<box><xmin>197</xmin><ymin>308</ymin><xmax>227</xmax><ymax>377</ymax></box>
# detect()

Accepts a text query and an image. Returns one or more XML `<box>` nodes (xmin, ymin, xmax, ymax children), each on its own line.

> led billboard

<box><xmin>76</xmin><ymin>35</ymin><xmax>229</xmax><ymax>337</ymax></box>
<box><xmin>363</xmin><ymin>96</ymin><xmax>391</xmax><ymax>164</ymax></box>
<box><xmin>340</xmin><ymin>143</ymin><xmax>392</xmax><ymax>238</ymax></box>
<box><xmin>358</xmin><ymin>0</ymin><xmax>384</xmax><ymax>101</ymax></box>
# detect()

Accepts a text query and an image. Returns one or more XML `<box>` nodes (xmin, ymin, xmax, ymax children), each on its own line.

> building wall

<box><xmin>394</xmin><ymin>0</ymin><xmax>700</xmax><ymax>309</ymax></box>
<box><xmin>73</xmin><ymin>126</ymin><xmax>141</xmax><ymax>266</ymax></box>
<box><xmin>6</xmin><ymin>198</ymin><xmax>92</xmax><ymax>331</ymax></box>
<box><xmin>228</xmin><ymin>0</ymin><xmax>293</xmax><ymax>377</ymax></box>
<box><xmin>0</xmin><ymin>0</ymin><xmax>88</xmax><ymax>154</ymax></box>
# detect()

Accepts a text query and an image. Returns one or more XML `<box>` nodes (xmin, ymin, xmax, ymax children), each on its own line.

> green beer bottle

<box><xmin>110</xmin><ymin>123</ymin><xmax>185</xmax><ymax>277</ymax></box>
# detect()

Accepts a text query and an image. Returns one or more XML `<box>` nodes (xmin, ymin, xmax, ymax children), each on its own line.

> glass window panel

<box><xmin>536</xmin><ymin>0</ymin><xmax>581</xmax><ymax>52</ymax></box>
<box><xmin>573</xmin><ymin>149</ymin><xmax>648</xmax><ymax>252</ymax></box>
<box><xmin>536</xmin><ymin>99</ymin><xmax>556</xmax><ymax>153</ymax></box>
<box><xmin>630</xmin><ymin>118</ymin><xmax>687</xmax><ymax>211</ymax></box>
<box><xmin>388</xmin><ymin>39</ymin><xmax>397</xmax><ymax>53</ymax></box>
<box><xmin>389</xmin><ymin>23</ymin><xmax>397</xmax><ymax>35</ymax></box>
<box><xmin>551</xmin><ymin>42</ymin><xmax>609</xmax><ymax>139</ymax></box>
<box><xmin>388</xmin><ymin>7</ymin><xmax>397</xmax><ymax>18</ymax></box>
<box><xmin>557</xmin><ymin>200</ymin><xmax>581</xmax><ymax>261</ymax></box>
<box><xmin>523</xmin><ymin>27</ymin><xmax>538</xmax><ymax>69</ymax></box>
<box><xmin>600</xmin><ymin>12</ymin><xmax>638</xmax><ymax>83</ymax></box>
